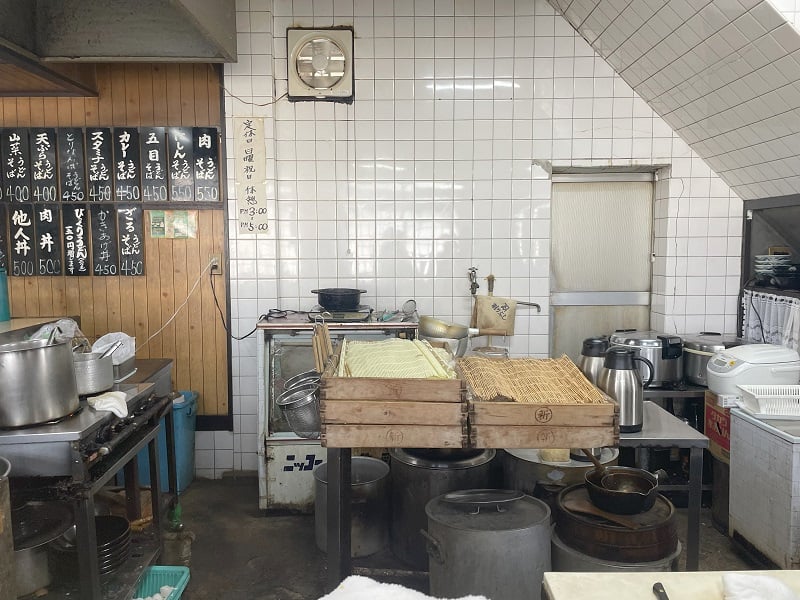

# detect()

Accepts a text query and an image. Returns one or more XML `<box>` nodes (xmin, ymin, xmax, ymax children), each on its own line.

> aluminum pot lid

<box><xmin>390</xmin><ymin>448</ymin><xmax>495</xmax><ymax>469</ymax></box>
<box><xmin>425</xmin><ymin>490</ymin><xmax>550</xmax><ymax>531</ymax></box>
<box><xmin>681</xmin><ymin>333</ymin><xmax>744</xmax><ymax>353</ymax></box>
<box><xmin>609</xmin><ymin>330</ymin><xmax>681</xmax><ymax>347</ymax></box>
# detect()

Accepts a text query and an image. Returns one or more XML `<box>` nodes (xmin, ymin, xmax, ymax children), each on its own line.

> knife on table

<box><xmin>653</xmin><ymin>582</ymin><xmax>670</xmax><ymax>600</ymax></box>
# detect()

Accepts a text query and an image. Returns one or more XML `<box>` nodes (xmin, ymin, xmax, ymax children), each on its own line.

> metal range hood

<box><xmin>0</xmin><ymin>0</ymin><xmax>236</xmax><ymax>96</ymax></box>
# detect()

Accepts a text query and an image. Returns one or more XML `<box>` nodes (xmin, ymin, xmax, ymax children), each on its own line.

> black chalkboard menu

<box><xmin>117</xmin><ymin>205</ymin><xmax>144</xmax><ymax>276</ymax></box>
<box><xmin>86</xmin><ymin>128</ymin><xmax>113</xmax><ymax>202</ymax></box>
<box><xmin>57</xmin><ymin>128</ymin><xmax>87</xmax><ymax>202</ymax></box>
<box><xmin>34</xmin><ymin>203</ymin><xmax>62</xmax><ymax>275</ymax></box>
<box><xmin>2</xmin><ymin>129</ymin><xmax>32</xmax><ymax>202</ymax></box>
<box><xmin>113</xmin><ymin>127</ymin><xmax>141</xmax><ymax>202</ymax></box>
<box><xmin>168</xmin><ymin>127</ymin><xmax>194</xmax><ymax>201</ymax></box>
<box><xmin>30</xmin><ymin>128</ymin><xmax>58</xmax><ymax>202</ymax></box>
<box><xmin>62</xmin><ymin>204</ymin><xmax>90</xmax><ymax>275</ymax></box>
<box><xmin>8</xmin><ymin>204</ymin><xmax>35</xmax><ymax>276</ymax></box>
<box><xmin>0</xmin><ymin>204</ymin><xmax>7</xmax><ymax>269</ymax></box>
<box><xmin>90</xmin><ymin>204</ymin><xmax>119</xmax><ymax>276</ymax></box>
<box><xmin>193</xmin><ymin>127</ymin><xmax>220</xmax><ymax>202</ymax></box>
<box><xmin>141</xmin><ymin>127</ymin><xmax>168</xmax><ymax>202</ymax></box>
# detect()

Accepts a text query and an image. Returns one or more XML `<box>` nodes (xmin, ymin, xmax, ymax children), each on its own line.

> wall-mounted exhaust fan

<box><xmin>287</xmin><ymin>27</ymin><xmax>354</xmax><ymax>102</ymax></box>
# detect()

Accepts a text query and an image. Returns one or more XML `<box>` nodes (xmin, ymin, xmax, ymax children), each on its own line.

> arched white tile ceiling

<box><xmin>549</xmin><ymin>0</ymin><xmax>800</xmax><ymax>201</ymax></box>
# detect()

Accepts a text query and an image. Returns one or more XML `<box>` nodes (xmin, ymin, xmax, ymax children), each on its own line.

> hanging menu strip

<box><xmin>62</xmin><ymin>204</ymin><xmax>90</xmax><ymax>275</ymax></box>
<box><xmin>86</xmin><ymin>128</ymin><xmax>113</xmax><ymax>202</ymax></box>
<box><xmin>117</xmin><ymin>205</ymin><xmax>145</xmax><ymax>276</ymax></box>
<box><xmin>113</xmin><ymin>127</ymin><xmax>141</xmax><ymax>202</ymax></box>
<box><xmin>9</xmin><ymin>204</ymin><xmax>35</xmax><ymax>276</ymax></box>
<box><xmin>90</xmin><ymin>204</ymin><xmax>119</xmax><ymax>276</ymax></box>
<box><xmin>34</xmin><ymin>203</ymin><xmax>62</xmax><ymax>275</ymax></box>
<box><xmin>140</xmin><ymin>126</ymin><xmax>168</xmax><ymax>202</ymax></box>
<box><xmin>0</xmin><ymin>204</ymin><xmax>7</xmax><ymax>269</ymax></box>
<box><xmin>2</xmin><ymin>129</ymin><xmax>32</xmax><ymax>202</ymax></box>
<box><xmin>168</xmin><ymin>127</ymin><xmax>194</xmax><ymax>201</ymax></box>
<box><xmin>30</xmin><ymin>128</ymin><xmax>57</xmax><ymax>202</ymax></box>
<box><xmin>193</xmin><ymin>127</ymin><xmax>220</xmax><ymax>202</ymax></box>
<box><xmin>57</xmin><ymin>128</ymin><xmax>87</xmax><ymax>202</ymax></box>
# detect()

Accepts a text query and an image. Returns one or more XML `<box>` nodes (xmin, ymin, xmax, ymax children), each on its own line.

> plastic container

<box><xmin>137</xmin><ymin>391</ymin><xmax>197</xmax><ymax>493</ymax></box>
<box><xmin>133</xmin><ymin>565</ymin><xmax>190</xmax><ymax>599</ymax></box>
<box><xmin>737</xmin><ymin>384</ymin><xmax>800</xmax><ymax>416</ymax></box>
<box><xmin>0</xmin><ymin>268</ymin><xmax>9</xmax><ymax>322</ymax></box>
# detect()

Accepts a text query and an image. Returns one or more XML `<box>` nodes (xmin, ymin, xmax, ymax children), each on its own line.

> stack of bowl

<box><xmin>276</xmin><ymin>370</ymin><xmax>321</xmax><ymax>438</ymax></box>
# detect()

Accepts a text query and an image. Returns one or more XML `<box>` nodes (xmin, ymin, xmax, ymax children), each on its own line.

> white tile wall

<box><xmin>551</xmin><ymin>0</ymin><xmax>800</xmax><ymax>201</ymax></box>
<box><xmin>200</xmin><ymin>0</ymin><xmax>745</xmax><ymax>478</ymax></box>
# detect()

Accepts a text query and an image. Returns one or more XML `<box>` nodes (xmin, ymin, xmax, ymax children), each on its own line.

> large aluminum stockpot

<box><xmin>609</xmin><ymin>330</ymin><xmax>683</xmax><ymax>388</ymax></box>
<box><xmin>0</xmin><ymin>339</ymin><xmax>79</xmax><ymax>427</ymax></box>
<box><xmin>680</xmin><ymin>333</ymin><xmax>744</xmax><ymax>386</ymax></box>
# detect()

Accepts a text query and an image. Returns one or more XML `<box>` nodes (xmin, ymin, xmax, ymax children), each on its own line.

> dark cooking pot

<box><xmin>585</xmin><ymin>466</ymin><xmax>659</xmax><ymax>515</ymax></box>
<box><xmin>312</xmin><ymin>288</ymin><xmax>366</xmax><ymax>311</ymax></box>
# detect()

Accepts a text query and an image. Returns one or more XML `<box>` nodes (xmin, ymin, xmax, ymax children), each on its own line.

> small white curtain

<box><xmin>742</xmin><ymin>289</ymin><xmax>800</xmax><ymax>350</ymax></box>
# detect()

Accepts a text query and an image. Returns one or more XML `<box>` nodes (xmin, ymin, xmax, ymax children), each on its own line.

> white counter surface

<box><xmin>543</xmin><ymin>570</ymin><xmax>800</xmax><ymax>600</ymax></box>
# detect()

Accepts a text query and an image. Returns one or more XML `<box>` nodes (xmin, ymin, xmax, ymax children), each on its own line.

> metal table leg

<box><xmin>148</xmin><ymin>431</ymin><xmax>162</xmax><ymax>535</ymax></box>
<box><xmin>75</xmin><ymin>492</ymin><xmax>101</xmax><ymax>600</ymax></box>
<box><xmin>326</xmin><ymin>448</ymin><xmax>352</xmax><ymax>591</ymax></box>
<box><xmin>686</xmin><ymin>446</ymin><xmax>703</xmax><ymax>571</ymax></box>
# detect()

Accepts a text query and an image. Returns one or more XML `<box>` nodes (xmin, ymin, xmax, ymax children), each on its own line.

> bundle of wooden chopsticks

<box><xmin>312</xmin><ymin>322</ymin><xmax>334</xmax><ymax>372</ymax></box>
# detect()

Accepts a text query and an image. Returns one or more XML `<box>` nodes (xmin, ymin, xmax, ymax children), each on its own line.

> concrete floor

<box><xmin>176</xmin><ymin>475</ymin><xmax>761</xmax><ymax>600</ymax></box>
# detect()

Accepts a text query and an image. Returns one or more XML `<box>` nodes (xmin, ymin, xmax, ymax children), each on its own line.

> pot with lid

<box><xmin>578</xmin><ymin>336</ymin><xmax>608</xmax><ymax>386</ymax></box>
<box><xmin>609</xmin><ymin>330</ymin><xmax>683</xmax><ymax>388</ymax></box>
<box><xmin>424</xmin><ymin>490</ymin><xmax>551</xmax><ymax>600</ymax></box>
<box><xmin>681</xmin><ymin>332</ymin><xmax>745</xmax><ymax>386</ymax></box>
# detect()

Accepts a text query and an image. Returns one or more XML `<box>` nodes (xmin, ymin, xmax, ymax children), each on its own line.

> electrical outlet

<box><xmin>210</xmin><ymin>254</ymin><xmax>222</xmax><ymax>275</ymax></box>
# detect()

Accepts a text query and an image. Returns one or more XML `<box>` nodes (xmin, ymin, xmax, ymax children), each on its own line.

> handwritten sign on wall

<box><xmin>234</xmin><ymin>117</ymin><xmax>268</xmax><ymax>234</ymax></box>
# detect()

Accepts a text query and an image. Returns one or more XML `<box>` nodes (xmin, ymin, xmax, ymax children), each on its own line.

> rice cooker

<box><xmin>680</xmin><ymin>333</ymin><xmax>746</xmax><ymax>387</ymax></box>
<box><xmin>706</xmin><ymin>344</ymin><xmax>800</xmax><ymax>396</ymax></box>
<box><xmin>608</xmin><ymin>330</ymin><xmax>683</xmax><ymax>388</ymax></box>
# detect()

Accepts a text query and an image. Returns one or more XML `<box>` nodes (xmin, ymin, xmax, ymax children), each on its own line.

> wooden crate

<box><xmin>469</xmin><ymin>397</ymin><xmax>619</xmax><ymax>449</ymax></box>
<box><xmin>320</xmin><ymin>345</ymin><xmax>468</xmax><ymax>448</ymax></box>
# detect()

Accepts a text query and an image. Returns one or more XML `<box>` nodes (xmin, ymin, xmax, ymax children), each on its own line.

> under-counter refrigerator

<box><xmin>729</xmin><ymin>408</ymin><xmax>800</xmax><ymax>568</ymax></box>
<box><xmin>256</xmin><ymin>314</ymin><xmax>417</xmax><ymax>511</ymax></box>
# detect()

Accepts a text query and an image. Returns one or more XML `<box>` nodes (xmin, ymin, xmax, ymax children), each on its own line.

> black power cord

<box><xmin>209</xmin><ymin>271</ymin><xmax>265</xmax><ymax>340</ymax></box>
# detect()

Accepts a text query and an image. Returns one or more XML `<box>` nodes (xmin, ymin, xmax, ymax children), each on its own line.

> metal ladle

<box><xmin>98</xmin><ymin>340</ymin><xmax>123</xmax><ymax>359</ymax></box>
<box><xmin>581</xmin><ymin>447</ymin><xmax>610</xmax><ymax>484</ymax></box>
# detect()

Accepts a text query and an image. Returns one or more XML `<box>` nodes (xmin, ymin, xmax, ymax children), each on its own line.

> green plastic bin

<box><xmin>137</xmin><ymin>390</ymin><xmax>197</xmax><ymax>494</ymax></box>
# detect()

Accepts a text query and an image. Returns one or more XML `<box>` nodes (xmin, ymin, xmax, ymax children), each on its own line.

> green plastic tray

<box><xmin>133</xmin><ymin>566</ymin><xmax>190</xmax><ymax>599</ymax></box>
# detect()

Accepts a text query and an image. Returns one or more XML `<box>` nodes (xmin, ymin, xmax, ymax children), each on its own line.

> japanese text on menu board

<box><xmin>0</xmin><ymin>126</ymin><xmax>221</xmax><ymax>276</ymax></box>
<box><xmin>234</xmin><ymin>117</ymin><xmax>268</xmax><ymax>234</ymax></box>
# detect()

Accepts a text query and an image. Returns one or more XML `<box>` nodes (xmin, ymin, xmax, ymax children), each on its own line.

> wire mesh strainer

<box><xmin>276</xmin><ymin>384</ymin><xmax>321</xmax><ymax>438</ymax></box>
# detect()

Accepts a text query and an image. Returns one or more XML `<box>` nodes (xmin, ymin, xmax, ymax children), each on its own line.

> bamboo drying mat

<box><xmin>457</xmin><ymin>355</ymin><xmax>607</xmax><ymax>404</ymax></box>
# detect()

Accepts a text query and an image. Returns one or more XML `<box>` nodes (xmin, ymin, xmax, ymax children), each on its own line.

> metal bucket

<box><xmin>389</xmin><ymin>448</ymin><xmax>495</xmax><ymax>569</ymax></box>
<box><xmin>314</xmin><ymin>457</ymin><xmax>390</xmax><ymax>557</ymax></box>
<box><xmin>425</xmin><ymin>490</ymin><xmax>551</xmax><ymax>600</ymax></box>
<box><xmin>503</xmin><ymin>447</ymin><xmax>619</xmax><ymax>494</ymax></box>
<box><xmin>0</xmin><ymin>457</ymin><xmax>15</xmax><ymax>600</ymax></box>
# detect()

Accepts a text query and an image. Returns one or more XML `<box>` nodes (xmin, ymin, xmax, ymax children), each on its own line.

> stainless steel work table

<box><xmin>620</xmin><ymin>401</ymin><xmax>709</xmax><ymax>571</ymax></box>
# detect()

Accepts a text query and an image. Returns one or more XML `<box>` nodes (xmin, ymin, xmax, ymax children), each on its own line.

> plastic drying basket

<box><xmin>133</xmin><ymin>566</ymin><xmax>190</xmax><ymax>599</ymax></box>
<box><xmin>737</xmin><ymin>385</ymin><xmax>800</xmax><ymax>416</ymax></box>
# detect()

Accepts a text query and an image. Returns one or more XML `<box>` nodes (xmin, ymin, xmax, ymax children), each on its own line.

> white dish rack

<box><xmin>737</xmin><ymin>385</ymin><xmax>800</xmax><ymax>417</ymax></box>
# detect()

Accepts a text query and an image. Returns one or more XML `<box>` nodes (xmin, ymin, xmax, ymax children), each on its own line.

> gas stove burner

<box><xmin>308</xmin><ymin>306</ymin><xmax>374</xmax><ymax>323</ymax></box>
<box><xmin>0</xmin><ymin>405</ymin><xmax>84</xmax><ymax>430</ymax></box>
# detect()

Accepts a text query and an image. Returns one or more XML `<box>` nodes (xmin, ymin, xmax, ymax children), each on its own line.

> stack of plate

<box><xmin>754</xmin><ymin>254</ymin><xmax>799</xmax><ymax>288</ymax></box>
<box><xmin>95</xmin><ymin>515</ymin><xmax>130</xmax><ymax>575</ymax></box>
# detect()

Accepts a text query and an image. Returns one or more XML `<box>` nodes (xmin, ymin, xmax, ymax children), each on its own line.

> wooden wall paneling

<box><xmin>1</xmin><ymin>63</ymin><xmax>229</xmax><ymax>417</ymax></box>
<box><xmin>212</xmin><ymin>210</ymin><xmax>228</xmax><ymax>414</ymax></box>
<box><xmin>171</xmin><ymin>237</ymin><xmax>188</xmax><ymax>390</ymax></box>
<box><xmin>138</xmin><ymin>65</ymin><xmax>155</xmax><ymax>126</ymax></box>
<box><xmin>144</xmin><ymin>219</ymin><xmax>163</xmax><ymax>358</ymax></box>
<box><xmin>152</xmin><ymin>65</ymin><xmax>168</xmax><ymax>124</ymax></box>
<box><xmin>198</xmin><ymin>210</ymin><xmax>218</xmax><ymax>415</ymax></box>
<box><xmin>185</xmin><ymin>213</ymin><xmax>203</xmax><ymax>401</ymax></box>
<box><xmin>179</xmin><ymin>64</ymin><xmax>196</xmax><ymax>125</ymax></box>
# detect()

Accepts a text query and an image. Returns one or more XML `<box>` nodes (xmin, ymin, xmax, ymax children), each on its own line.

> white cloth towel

<box><xmin>87</xmin><ymin>391</ymin><xmax>128</xmax><ymax>418</ymax></box>
<box><xmin>318</xmin><ymin>576</ymin><xmax>490</xmax><ymax>600</ymax></box>
<box><xmin>723</xmin><ymin>573</ymin><xmax>800</xmax><ymax>600</ymax></box>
